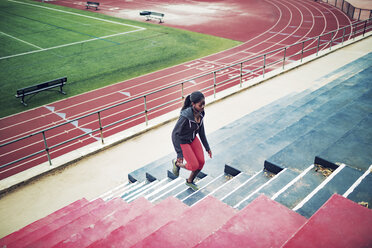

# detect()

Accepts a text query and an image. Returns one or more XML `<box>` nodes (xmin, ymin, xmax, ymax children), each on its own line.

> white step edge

<box><xmin>292</xmin><ymin>164</ymin><xmax>346</xmax><ymax>211</ymax></box>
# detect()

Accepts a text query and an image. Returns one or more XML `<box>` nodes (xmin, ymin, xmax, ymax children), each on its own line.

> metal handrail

<box><xmin>1</xmin><ymin>17</ymin><xmax>371</xmax><ymax>170</ymax></box>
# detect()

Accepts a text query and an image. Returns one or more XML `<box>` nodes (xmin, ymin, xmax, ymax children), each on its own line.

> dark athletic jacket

<box><xmin>172</xmin><ymin>106</ymin><xmax>211</xmax><ymax>158</ymax></box>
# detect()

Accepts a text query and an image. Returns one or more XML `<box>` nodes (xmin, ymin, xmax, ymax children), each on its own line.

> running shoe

<box><xmin>172</xmin><ymin>159</ymin><xmax>180</xmax><ymax>177</ymax></box>
<box><xmin>185</xmin><ymin>180</ymin><xmax>199</xmax><ymax>191</ymax></box>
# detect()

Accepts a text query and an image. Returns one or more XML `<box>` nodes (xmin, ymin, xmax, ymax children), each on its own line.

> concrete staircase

<box><xmin>1</xmin><ymin>53</ymin><xmax>371</xmax><ymax>247</ymax></box>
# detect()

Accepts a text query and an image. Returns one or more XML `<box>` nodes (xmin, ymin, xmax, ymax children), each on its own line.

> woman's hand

<box><xmin>208</xmin><ymin>150</ymin><xmax>212</xmax><ymax>158</ymax></box>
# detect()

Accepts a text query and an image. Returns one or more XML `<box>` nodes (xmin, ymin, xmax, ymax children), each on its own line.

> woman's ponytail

<box><xmin>181</xmin><ymin>95</ymin><xmax>192</xmax><ymax>111</ymax></box>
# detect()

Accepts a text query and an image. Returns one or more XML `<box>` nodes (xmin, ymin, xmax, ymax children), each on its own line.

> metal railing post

<box><xmin>213</xmin><ymin>72</ymin><xmax>217</xmax><ymax>98</ymax></box>
<box><xmin>330</xmin><ymin>31</ymin><xmax>334</xmax><ymax>50</ymax></box>
<box><xmin>342</xmin><ymin>27</ymin><xmax>346</xmax><ymax>45</ymax></box>
<box><xmin>98</xmin><ymin>112</ymin><xmax>104</xmax><ymax>144</ymax></box>
<box><xmin>239</xmin><ymin>63</ymin><xmax>243</xmax><ymax>87</ymax></box>
<box><xmin>353</xmin><ymin>23</ymin><xmax>357</xmax><ymax>39</ymax></box>
<box><xmin>263</xmin><ymin>54</ymin><xmax>266</xmax><ymax>78</ymax></box>
<box><xmin>282</xmin><ymin>47</ymin><xmax>287</xmax><ymax>70</ymax></box>
<box><xmin>42</xmin><ymin>131</ymin><xmax>52</xmax><ymax>166</ymax></box>
<box><xmin>341</xmin><ymin>0</ymin><xmax>345</xmax><ymax>12</ymax></box>
<box><xmin>181</xmin><ymin>82</ymin><xmax>184</xmax><ymax>99</ymax></box>
<box><xmin>144</xmin><ymin>96</ymin><xmax>148</xmax><ymax>125</ymax></box>
<box><xmin>316</xmin><ymin>35</ymin><xmax>321</xmax><ymax>56</ymax></box>
<box><xmin>300</xmin><ymin>41</ymin><xmax>305</xmax><ymax>62</ymax></box>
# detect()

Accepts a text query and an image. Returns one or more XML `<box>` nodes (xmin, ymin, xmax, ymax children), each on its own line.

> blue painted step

<box><xmin>120</xmin><ymin>181</ymin><xmax>156</xmax><ymax>200</ymax></box>
<box><xmin>148</xmin><ymin>175</ymin><xmax>214</xmax><ymax>203</ymax></box>
<box><xmin>294</xmin><ymin>164</ymin><xmax>363</xmax><ymax>218</ymax></box>
<box><xmin>318</xmin><ymin>113</ymin><xmax>372</xmax><ymax>171</ymax></box>
<box><xmin>125</xmin><ymin>178</ymin><xmax>173</xmax><ymax>202</ymax></box>
<box><xmin>210</xmin><ymin>172</ymin><xmax>253</xmax><ymax>200</ymax></box>
<box><xmin>219</xmin><ymin>70</ymin><xmax>371</xmax><ymax>174</ymax></box>
<box><xmin>175</xmin><ymin>176</ymin><xmax>214</xmax><ymax>201</ymax></box>
<box><xmin>266</xmin><ymin>87</ymin><xmax>372</xmax><ymax>171</ymax></box>
<box><xmin>236</xmin><ymin>168</ymin><xmax>299</xmax><ymax>209</ymax></box>
<box><xmin>221</xmin><ymin>170</ymin><xmax>271</xmax><ymax>208</ymax></box>
<box><xmin>273</xmin><ymin>165</ymin><xmax>325</xmax><ymax>209</ymax></box>
<box><xmin>145</xmin><ymin>177</ymin><xmax>184</xmax><ymax>202</ymax></box>
<box><xmin>149</xmin><ymin>179</ymin><xmax>191</xmax><ymax>203</ymax></box>
<box><xmin>310</xmin><ymin>51</ymin><xmax>372</xmax><ymax>85</ymax></box>
<box><xmin>182</xmin><ymin>173</ymin><xmax>231</xmax><ymax>206</ymax></box>
<box><xmin>346</xmin><ymin>171</ymin><xmax>372</xmax><ymax>209</ymax></box>
<box><xmin>206</xmin><ymin>90</ymin><xmax>306</xmax><ymax>145</ymax></box>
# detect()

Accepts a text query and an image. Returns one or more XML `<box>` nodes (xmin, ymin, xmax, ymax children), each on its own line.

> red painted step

<box><xmin>194</xmin><ymin>194</ymin><xmax>307</xmax><ymax>248</ymax></box>
<box><xmin>283</xmin><ymin>194</ymin><xmax>372</xmax><ymax>248</ymax></box>
<box><xmin>29</xmin><ymin>198</ymin><xmax>127</xmax><ymax>248</ymax></box>
<box><xmin>56</xmin><ymin>197</ymin><xmax>153</xmax><ymax>248</ymax></box>
<box><xmin>0</xmin><ymin>198</ymin><xmax>88</xmax><ymax>247</ymax></box>
<box><xmin>94</xmin><ymin>197</ymin><xmax>188</xmax><ymax>248</ymax></box>
<box><xmin>132</xmin><ymin>196</ymin><xmax>237</xmax><ymax>248</ymax></box>
<box><xmin>7</xmin><ymin>198</ymin><xmax>104</xmax><ymax>248</ymax></box>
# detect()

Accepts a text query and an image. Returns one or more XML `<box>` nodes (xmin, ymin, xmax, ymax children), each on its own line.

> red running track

<box><xmin>0</xmin><ymin>0</ymin><xmax>356</xmax><ymax>180</ymax></box>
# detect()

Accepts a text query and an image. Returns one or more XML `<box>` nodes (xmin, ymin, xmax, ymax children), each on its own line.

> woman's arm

<box><xmin>198</xmin><ymin>121</ymin><xmax>211</xmax><ymax>154</ymax></box>
<box><xmin>172</xmin><ymin>116</ymin><xmax>187</xmax><ymax>158</ymax></box>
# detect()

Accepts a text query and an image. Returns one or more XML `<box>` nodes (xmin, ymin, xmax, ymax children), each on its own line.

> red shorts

<box><xmin>180</xmin><ymin>136</ymin><xmax>205</xmax><ymax>171</ymax></box>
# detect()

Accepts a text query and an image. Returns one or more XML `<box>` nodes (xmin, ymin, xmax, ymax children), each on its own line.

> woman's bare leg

<box><xmin>187</xmin><ymin>169</ymin><xmax>201</xmax><ymax>183</ymax></box>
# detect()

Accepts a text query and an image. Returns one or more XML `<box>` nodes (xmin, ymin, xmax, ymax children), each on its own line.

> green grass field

<box><xmin>0</xmin><ymin>0</ymin><xmax>241</xmax><ymax>118</ymax></box>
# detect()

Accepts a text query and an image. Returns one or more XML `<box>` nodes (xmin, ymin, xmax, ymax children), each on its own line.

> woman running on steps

<box><xmin>171</xmin><ymin>91</ymin><xmax>212</xmax><ymax>190</ymax></box>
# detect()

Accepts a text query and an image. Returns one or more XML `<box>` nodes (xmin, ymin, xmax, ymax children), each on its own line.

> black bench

<box><xmin>140</xmin><ymin>11</ymin><xmax>164</xmax><ymax>23</ymax></box>
<box><xmin>15</xmin><ymin>77</ymin><xmax>67</xmax><ymax>106</ymax></box>
<box><xmin>86</xmin><ymin>1</ymin><xmax>99</xmax><ymax>10</ymax></box>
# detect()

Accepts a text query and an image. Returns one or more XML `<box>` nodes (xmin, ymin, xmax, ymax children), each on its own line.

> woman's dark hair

<box><xmin>181</xmin><ymin>91</ymin><xmax>205</xmax><ymax>111</ymax></box>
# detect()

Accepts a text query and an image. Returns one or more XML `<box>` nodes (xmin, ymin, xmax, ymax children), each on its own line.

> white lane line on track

<box><xmin>217</xmin><ymin>0</ymin><xmax>303</xmax><ymax>64</ymax></box>
<box><xmin>213</xmin><ymin>0</ymin><xmax>323</xmax><ymax>67</ymax></box>
<box><xmin>234</xmin><ymin>0</ymin><xmax>352</xmax><ymax>63</ymax></box>
<box><xmin>239</xmin><ymin>0</ymin><xmax>333</xmax><ymax>71</ymax></box>
<box><xmin>43</xmin><ymin>106</ymin><xmax>100</xmax><ymax>141</ymax></box>
<box><xmin>120</xmin><ymin>92</ymin><xmax>131</xmax><ymax>97</ymax></box>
